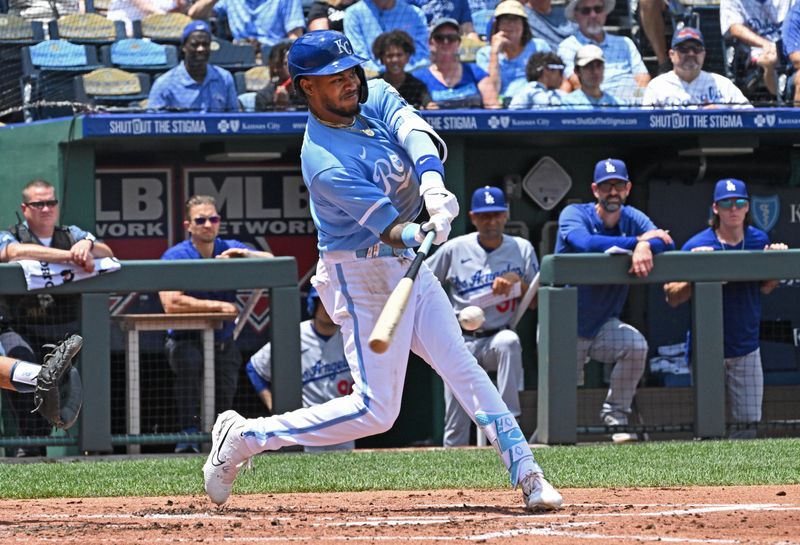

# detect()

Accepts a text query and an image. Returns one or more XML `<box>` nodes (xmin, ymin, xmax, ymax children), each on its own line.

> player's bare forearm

<box><xmin>159</xmin><ymin>291</ymin><xmax>237</xmax><ymax>314</ymax></box>
<box><xmin>664</xmin><ymin>281</ymin><xmax>692</xmax><ymax>307</ymax></box>
<box><xmin>380</xmin><ymin>219</ymin><xmax>414</xmax><ymax>249</ymax></box>
<box><xmin>4</xmin><ymin>243</ymin><xmax>73</xmax><ymax>264</ymax></box>
<box><xmin>91</xmin><ymin>241</ymin><xmax>115</xmax><ymax>257</ymax></box>
<box><xmin>728</xmin><ymin>23</ymin><xmax>772</xmax><ymax>49</ymax></box>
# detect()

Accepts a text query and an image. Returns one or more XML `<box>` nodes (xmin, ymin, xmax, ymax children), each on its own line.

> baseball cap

<box><xmin>430</xmin><ymin>17</ymin><xmax>460</xmax><ymax>34</ymax></box>
<box><xmin>470</xmin><ymin>186</ymin><xmax>508</xmax><ymax>213</ymax></box>
<box><xmin>671</xmin><ymin>27</ymin><xmax>704</xmax><ymax>48</ymax></box>
<box><xmin>713</xmin><ymin>178</ymin><xmax>749</xmax><ymax>202</ymax></box>
<box><xmin>575</xmin><ymin>44</ymin><xmax>605</xmax><ymax>67</ymax></box>
<box><xmin>182</xmin><ymin>20</ymin><xmax>212</xmax><ymax>44</ymax></box>
<box><xmin>593</xmin><ymin>158</ymin><xmax>630</xmax><ymax>184</ymax></box>
<box><xmin>494</xmin><ymin>0</ymin><xmax>528</xmax><ymax>20</ymax></box>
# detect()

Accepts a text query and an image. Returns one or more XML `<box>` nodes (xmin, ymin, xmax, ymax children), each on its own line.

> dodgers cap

<box><xmin>471</xmin><ymin>186</ymin><xmax>508</xmax><ymax>213</ymax></box>
<box><xmin>714</xmin><ymin>178</ymin><xmax>749</xmax><ymax>202</ymax></box>
<box><xmin>593</xmin><ymin>158</ymin><xmax>630</xmax><ymax>184</ymax></box>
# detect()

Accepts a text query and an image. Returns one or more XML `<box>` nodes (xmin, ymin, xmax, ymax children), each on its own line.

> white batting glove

<box><xmin>421</xmin><ymin>212</ymin><xmax>452</xmax><ymax>246</ymax></box>
<box><xmin>423</xmin><ymin>188</ymin><xmax>459</xmax><ymax>221</ymax></box>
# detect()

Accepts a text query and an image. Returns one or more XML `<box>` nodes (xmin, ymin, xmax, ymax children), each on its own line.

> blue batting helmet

<box><xmin>306</xmin><ymin>286</ymin><xmax>321</xmax><ymax>317</ymax></box>
<box><xmin>288</xmin><ymin>30</ymin><xmax>369</xmax><ymax>103</ymax></box>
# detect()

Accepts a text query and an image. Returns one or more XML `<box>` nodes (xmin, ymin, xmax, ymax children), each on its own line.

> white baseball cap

<box><xmin>574</xmin><ymin>44</ymin><xmax>605</xmax><ymax>67</ymax></box>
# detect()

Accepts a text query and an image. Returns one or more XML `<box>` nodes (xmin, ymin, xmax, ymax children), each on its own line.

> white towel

<box><xmin>15</xmin><ymin>257</ymin><xmax>122</xmax><ymax>291</ymax></box>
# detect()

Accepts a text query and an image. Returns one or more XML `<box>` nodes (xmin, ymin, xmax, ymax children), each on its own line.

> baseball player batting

<box><xmin>203</xmin><ymin>30</ymin><xmax>562</xmax><ymax>512</ymax></box>
<box><xmin>427</xmin><ymin>186</ymin><xmax>538</xmax><ymax>447</ymax></box>
<box><xmin>245</xmin><ymin>287</ymin><xmax>355</xmax><ymax>452</ymax></box>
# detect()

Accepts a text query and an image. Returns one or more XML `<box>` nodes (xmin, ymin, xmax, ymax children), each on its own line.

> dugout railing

<box><xmin>0</xmin><ymin>258</ymin><xmax>300</xmax><ymax>454</ymax></box>
<box><xmin>537</xmin><ymin>249</ymin><xmax>800</xmax><ymax>445</ymax></box>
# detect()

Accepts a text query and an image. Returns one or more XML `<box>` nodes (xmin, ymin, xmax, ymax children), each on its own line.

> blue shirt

<box><xmin>556</xmin><ymin>203</ymin><xmax>674</xmax><ymax>338</ymax></box>
<box><xmin>160</xmin><ymin>238</ymin><xmax>251</xmax><ymax>341</ymax></box>
<box><xmin>412</xmin><ymin>62</ymin><xmax>487</xmax><ymax>108</ymax></box>
<box><xmin>524</xmin><ymin>3</ymin><xmax>577</xmax><ymax>51</ymax></box>
<box><xmin>476</xmin><ymin>38</ymin><xmax>552</xmax><ymax>99</ymax></box>
<box><xmin>782</xmin><ymin>1</ymin><xmax>800</xmax><ymax>56</ymax></box>
<box><xmin>561</xmin><ymin>88</ymin><xmax>621</xmax><ymax>108</ymax></box>
<box><xmin>343</xmin><ymin>0</ymin><xmax>430</xmax><ymax>73</ymax></box>
<box><xmin>214</xmin><ymin>0</ymin><xmax>306</xmax><ymax>46</ymax></box>
<box><xmin>148</xmin><ymin>62</ymin><xmax>239</xmax><ymax>112</ymax></box>
<box><xmin>407</xmin><ymin>0</ymin><xmax>472</xmax><ymax>24</ymax></box>
<box><xmin>301</xmin><ymin>79</ymin><xmax>423</xmax><ymax>252</ymax></box>
<box><xmin>557</xmin><ymin>32</ymin><xmax>647</xmax><ymax>100</ymax></box>
<box><xmin>508</xmin><ymin>80</ymin><xmax>563</xmax><ymax>108</ymax></box>
<box><xmin>682</xmin><ymin>226</ymin><xmax>770</xmax><ymax>358</ymax></box>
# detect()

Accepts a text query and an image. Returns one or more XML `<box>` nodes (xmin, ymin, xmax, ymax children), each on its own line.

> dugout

<box><xmin>1</xmin><ymin>108</ymin><xmax>800</xmax><ymax>448</ymax></box>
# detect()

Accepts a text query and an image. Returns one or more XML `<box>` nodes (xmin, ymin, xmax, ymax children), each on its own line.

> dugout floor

<box><xmin>0</xmin><ymin>485</ymin><xmax>798</xmax><ymax>544</ymax></box>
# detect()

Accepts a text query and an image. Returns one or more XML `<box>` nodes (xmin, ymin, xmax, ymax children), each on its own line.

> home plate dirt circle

<box><xmin>0</xmin><ymin>485</ymin><xmax>798</xmax><ymax>544</ymax></box>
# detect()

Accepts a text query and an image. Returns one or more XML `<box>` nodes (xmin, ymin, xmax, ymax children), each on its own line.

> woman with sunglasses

<box><xmin>412</xmin><ymin>18</ymin><xmax>500</xmax><ymax>108</ymax></box>
<box><xmin>475</xmin><ymin>0</ymin><xmax>552</xmax><ymax>105</ymax></box>
<box><xmin>665</xmin><ymin>179</ymin><xmax>788</xmax><ymax>439</ymax></box>
<box><xmin>509</xmin><ymin>51</ymin><xmax>566</xmax><ymax>108</ymax></box>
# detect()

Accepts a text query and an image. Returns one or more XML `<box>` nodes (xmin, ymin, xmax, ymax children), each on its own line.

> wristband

<box><xmin>401</xmin><ymin>223</ymin><xmax>421</xmax><ymax>248</ymax></box>
<box><xmin>415</xmin><ymin>154</ymin><xmax>445</xmax><ymax>181</ymax></box>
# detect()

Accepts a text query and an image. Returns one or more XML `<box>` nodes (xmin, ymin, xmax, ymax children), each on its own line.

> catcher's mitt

<box><xmin>32</xmin><ymin>334</ymin><xmax>84</xmax><ymax>430</ymax></box>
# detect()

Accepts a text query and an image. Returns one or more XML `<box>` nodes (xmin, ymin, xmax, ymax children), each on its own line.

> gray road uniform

<box><xmin>427</xmin><ymin>232</ymin><xmax>538</xmax><ymax>446</ymax></box>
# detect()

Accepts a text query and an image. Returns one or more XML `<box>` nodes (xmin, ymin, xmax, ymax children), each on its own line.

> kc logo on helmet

<box><xmin>334</xmin><ymin>38</ymin><xmax>352</xmax><ymax>55</ymax></box>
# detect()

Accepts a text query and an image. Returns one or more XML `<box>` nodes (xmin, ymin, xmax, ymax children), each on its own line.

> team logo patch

<box><xmin>751</xmin><ymin>195</ymin><xmax>780</xmax><ymax>233</ymax></box>
<box><xmin>605</xmin><ymin>161</ymin><xmax>615</xmax><ymax>173</ymax></box>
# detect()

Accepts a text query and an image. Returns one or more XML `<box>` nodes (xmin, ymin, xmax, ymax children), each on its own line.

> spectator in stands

<box><xmin>721</xmin><ymin>0</ymin><xmax>791</xmax><ymax>97</ymax></box>
<box><xmin>255</xmin><ymin>41</ymin><xmax>307</xmax><ymax>111</ymax></box>
<box><xmin>307</xmin><ymin>0</ymin><xmax>357</xmax><ymax>32</ymax></box>
<box><xmin>476</xmin><ymin>0</ymin><xmax>551</xmax><ymax>104</ymax></box>
<box><xmin>638</xmin><ymin>0</ymin><xmax>671</xmax><ymax>75</ymax></box>
<box><xmin>188</xmin><ymin>0</ymin><xmax>305</xmax><ymax>51</ymax></box>
<box><xmin>561</xmin><ymin>44</ymin><xmax>621</xmax><ymax>107</ymax></box>
<box><xmin>148</xmin><ymin>20</ymin><xmax>239</xmax><ymax>112</ymax></box>
<box><xmin>344</xmin><ymin>0</ymin><xmax>431</xmax><ymax>74</ymax></box>
<box><xmin>407</xmin><ymin>0</ymin><xmax>479</xmax><ymax>38</ymax></box>
<box><xmin>159</xmin><ymin>194</ymin><xmax>273</xmax><ymax>453</ymax></box>
<box><xmin>373</xmin><ymin>30</ymin><xmax>432</xmax><ymax>108</ymax></box>
<box><xmin>108</xmin><ymin>0</ymin><xmax>188</xmax><ymax>37</ymax></box>
<box><xmin>664</xmin><ymin>178</ymin><xmax>788</xmax><ymax>439</ymax></box>
<box><xmin>413</xmin><ymin>18</ymin><xmax>500</xmax><ymax>108</ymax></box>
<box><xmin>557</xmin><ymin>0</ymin><xmax>649</xmax><ymax>103</ymax></box>
<box><xmin>7</xmin><ymin>0</ymin><xmax>83</xmax><ymax>22</ymax></box>
<box><xmin>522</xmin><ymin>0</ymin><xmax>577</xmax><ymax>52</ymax></box>
<box><xmin>783</xmin><ymin>1</ymin><xmax>800</xmax><ymax>106</ymax></box>
<box><xmin>509</xmin><ymin>51</ymin><xmax>565</xmax><ymax>107</ymax></box>
<box><xmin>643</xmin><ymin>27</ymin><xmax>751</xmax><ymax>108</ymax></box>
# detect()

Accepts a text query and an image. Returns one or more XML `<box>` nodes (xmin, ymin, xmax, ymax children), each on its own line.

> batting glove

<box><xmin>423</xmin><ymin>188</ymin><xmax>459</xmax><ymax>221</ymax></box>
<box><xmin>421</xmin><ymin>212</ymin><xmax>452</xmax><ymax>246</ymax></box>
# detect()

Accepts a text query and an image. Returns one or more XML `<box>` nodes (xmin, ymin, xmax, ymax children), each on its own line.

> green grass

<box><xmin>0</xmin><ymin>439</ymin><xmax>799</xmax><ymax>499</ymax></box>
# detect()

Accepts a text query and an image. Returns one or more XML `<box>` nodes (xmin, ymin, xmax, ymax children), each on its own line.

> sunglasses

<box><xmin>24</xmin><ymin>199</ymin><xmax>59</xmax><ymax>209</ymax></box>
<box><xmin>577</xmin><ymin>5</ymin><xmax>605</xmax><ymax>15</ymax></box>
<box><xmin>675</xmin><ymin>44</ymin><xmax>705</xmax><ymax>54</ymax></box>
<box><xmin>192</xmin><ymin>215</ymin><xmax>221</xmax><ymax>225</ymax></box>
<box><xmin>432</xmin><ymin>33</ymin><xmax>460</xmax><ymax>43</ymax></box>
<box><xmin>597</xmin><ymin>180</ymin><xmax>628</xmax><ymax>191</ymax></box>
<box><xmin>717</xmin><ymin>198</ymin><xmax>748</xmax><ymax>209</ymax></box>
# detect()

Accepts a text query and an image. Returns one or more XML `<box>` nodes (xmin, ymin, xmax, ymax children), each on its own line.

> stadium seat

<box><xmin>134</xmin><ymin>12</ymin><xmax>192</xmax><ymax>43</ymax></box>
<box><xmin>21</xmin><ymin>40</ymin><xmax>104</xmax><ymax>119</ymax></box>
<box><xmin>238</xmin><ymin>91</ymin><xmax>257</xmax><ymax>112</ymax></box>
<box><xmin>459</xmin><ymin>36</ymin><xmax>486</xmax><ymax>63</ymax></box>
<box><xmin>0</xmin><ymin>14</ymin><xmax>45</xmax><ymax>116</ymax></box>
<box><xmin>471</xmin><ymin>9</ymin><xmax>494</xmax><ymax>40</ymax></box>
<box><xmin>234</xmin><ymin>65</ymin><xmax>270</xmax><ymax>94</ymax></box>
<box><xmin>74</xmin><ymin>67</ymin><xmax>150</xmax><ymax>108</ymax></box>
<box><xmin>209</xmin><ymin>37</ymin><xmax>256</xmax><ymax>71</ymax></box>
<box><xmin>85</xmin><ymin>0</ymin><xmax>111</xmax><ymax>15</ymax></box>
<box><xmin>49</xmin><ymin>13</ymin><xmax>125</xmax><ymax>45</ymax></box>
<box><xmin>100</xmin><ymin>39</ymin><xmax>178</xmax><ymax>75</ymax></box>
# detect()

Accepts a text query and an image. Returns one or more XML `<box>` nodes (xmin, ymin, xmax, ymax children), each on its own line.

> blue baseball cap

<box><xmin>593</xmin><ymin>158</ymin><xmax>630</xmax><ymax>184</ymax></box>
<box><xmin>714</xmin><ymin>178</ymin><xmax>749</xmax><ymax>202</ymax></box>
<box><xmin>671</xmin><ymin>27</ymin><xmax>704</xmax><ymax>48</ymax></box>
<box><xmin>182</xmin><ymin>20</ymin><xmax>212</xmax><ymax>44</ymax></box>
<box><xmin>470</xmin><ymin>186</ymin><xmax>508</xmax><ymax>213</ymax></box>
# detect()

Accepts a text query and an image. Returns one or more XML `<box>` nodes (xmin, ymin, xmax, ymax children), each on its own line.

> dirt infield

<box><xmin>0</xmin><ymin>485</ymin><xmax>798</xmax><ymax>544</ymax></box>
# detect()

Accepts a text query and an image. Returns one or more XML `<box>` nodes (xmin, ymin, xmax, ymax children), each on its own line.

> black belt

<box><xmin>462</xmin><ymin>326</ymin><xmax>508</xmax><ymax>339</ymax></box>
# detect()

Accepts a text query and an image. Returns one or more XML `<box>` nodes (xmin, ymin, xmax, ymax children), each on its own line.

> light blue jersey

<box><xmin>301</xmin><ymin>79</ymin><xmax>423</xmax><ymax>251</ymax></box>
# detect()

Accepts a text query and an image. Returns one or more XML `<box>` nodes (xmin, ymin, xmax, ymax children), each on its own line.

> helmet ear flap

<box><xmin>355</xmin><ymin>65</ymin><xmax>368</xmax><ymax>103</ymax></box>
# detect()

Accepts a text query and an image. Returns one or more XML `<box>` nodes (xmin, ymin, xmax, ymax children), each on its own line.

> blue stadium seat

<box><xmin>209</xmin><ymin>37</ymin><xmax>256</xmax><ymax>72</ymax></box>
<box><xmin>0</xmin><ymin>14</ymin><xmax>45</xmax><ymax>115</ymax></box>
<box><xmin>233</xmin><ymin>65</ymin><xmax>270</xmax><ymax>94</ymax></box>
<box><xmin>85</xmin><ymin>0</ymin><xmax>111</xmax><ymax>14</ymax></box>
<box><xmin>48</xmin><ymin>12</ymin><xmax>125</xmax><ymax>45</ymax></box>
<box><xmin>100</xmin><ymin>39</ymin><xmax>178</xmax><ymax>75</ymax></box>
<box><xmin>21</xmin><ymin>40</ymin><xmax>104</xmax><ymax>119</ymax></box>
<box><xmin>471</xmin><ymin>9</ymin><xmax>494</xmax><ymax>41</ymax></box>
<box><xmin>74</xmin><ymin>67</ymin><xmax>151</xmax><ymax>108</ymax></box>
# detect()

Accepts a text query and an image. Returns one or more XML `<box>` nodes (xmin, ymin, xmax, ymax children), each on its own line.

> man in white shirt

<box><xmin>720</xmin><ymin>0</ymin><xmax>793</xmax><ymax>96</ymax></box>
<box><xmin>643</xmin><ymin>27</ymin><xmax>751</xmax><ymax>108</ymax></box>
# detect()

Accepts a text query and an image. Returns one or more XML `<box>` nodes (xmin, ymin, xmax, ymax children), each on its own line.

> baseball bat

<box><xmin>368</xmin><ymin>231</ymin><xmax>436</xmax><ymax>354</ymax></box>
<box><xmin>509</xmin><ymin>272</ymin><xmax>540</xmax><ymax>330</ymax></box>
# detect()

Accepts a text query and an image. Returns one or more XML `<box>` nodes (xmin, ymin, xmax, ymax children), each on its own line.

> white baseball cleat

<box><xmin>203</xmin><ymin>410</ymin><xmax>249</xmax><ymax>505</ymax></box>
<box><xmin>521</xmin><ymin>472</ymin><xmax>563</xmax><ymax>511</ymax></box>
<box><xmin>603</xmin><ymin>414</ymin><xmax>639</xmax><ymax>444</ymax></box>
